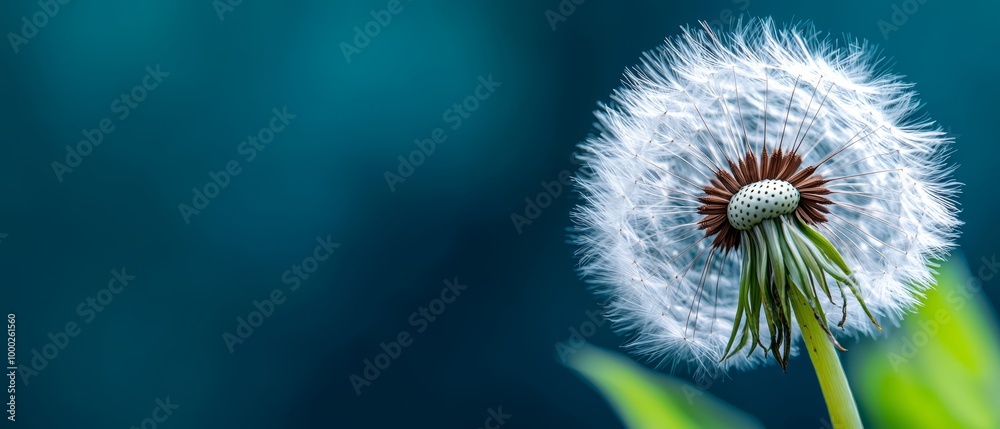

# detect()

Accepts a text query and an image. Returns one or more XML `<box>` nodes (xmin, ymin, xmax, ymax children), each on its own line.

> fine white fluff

<box><xmin>572</xmin><ymin>17</ymin><xmax>961</xmax><ymax>376</ymax></box>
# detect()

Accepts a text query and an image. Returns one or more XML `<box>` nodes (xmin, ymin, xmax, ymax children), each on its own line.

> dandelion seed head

<box><xmin>572</xmin><ymin>17</ymin><xmax>961</xmax><ymax>377</ymax></box>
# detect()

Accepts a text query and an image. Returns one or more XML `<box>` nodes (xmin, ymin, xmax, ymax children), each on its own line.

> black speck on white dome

<box><xmin>726</xmin><ymin>179</ymin><xmax>800</xmax><ymax>230</ymax></box>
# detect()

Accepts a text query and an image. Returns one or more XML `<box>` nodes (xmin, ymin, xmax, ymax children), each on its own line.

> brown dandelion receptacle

<box><xmin>697</xmin><ymin>148</ymin><xmax>832</xmax><ymax>250</ymax></box>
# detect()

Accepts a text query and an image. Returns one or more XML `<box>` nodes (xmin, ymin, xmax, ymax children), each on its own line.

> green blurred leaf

<box><xmin>852</xmin><ymin>254</ymin><xmax>1000</xmax><ymax>428</ymax></box>
<box><xmin>563</xmin><ymin>344</ymin><xmax>763</xmax><ymax>429</ymax></box>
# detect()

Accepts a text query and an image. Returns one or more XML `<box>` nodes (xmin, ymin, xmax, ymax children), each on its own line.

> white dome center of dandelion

<box><xmin>727</xmin><ymin>179</ymin><xmax>800</xmax><ymax>230</ymax></box>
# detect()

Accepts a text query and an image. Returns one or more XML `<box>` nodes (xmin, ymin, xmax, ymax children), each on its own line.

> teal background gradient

<box><xmin>0</xmin><ymin>0</ymin><xmax>996</xmax><ymax>427</ymax></box>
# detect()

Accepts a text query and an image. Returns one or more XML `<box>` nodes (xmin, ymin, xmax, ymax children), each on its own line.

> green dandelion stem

<box><xmin>790</xmin><ymin>289</ymin><xmax>863</xmax><ymax>429</ymax></box>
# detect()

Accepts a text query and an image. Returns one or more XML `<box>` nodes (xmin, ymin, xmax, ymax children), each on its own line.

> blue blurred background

<box><xmin>1</xmin><ymin>0</ymin><xmax>996</xmax><ymax>427</ymax></box>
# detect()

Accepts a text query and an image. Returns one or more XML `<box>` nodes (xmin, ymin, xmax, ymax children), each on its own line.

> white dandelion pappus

<box><xmin>572</xmin><ymin>17</ymin><xmax>960</xmax><ymax>376</ymax></box>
